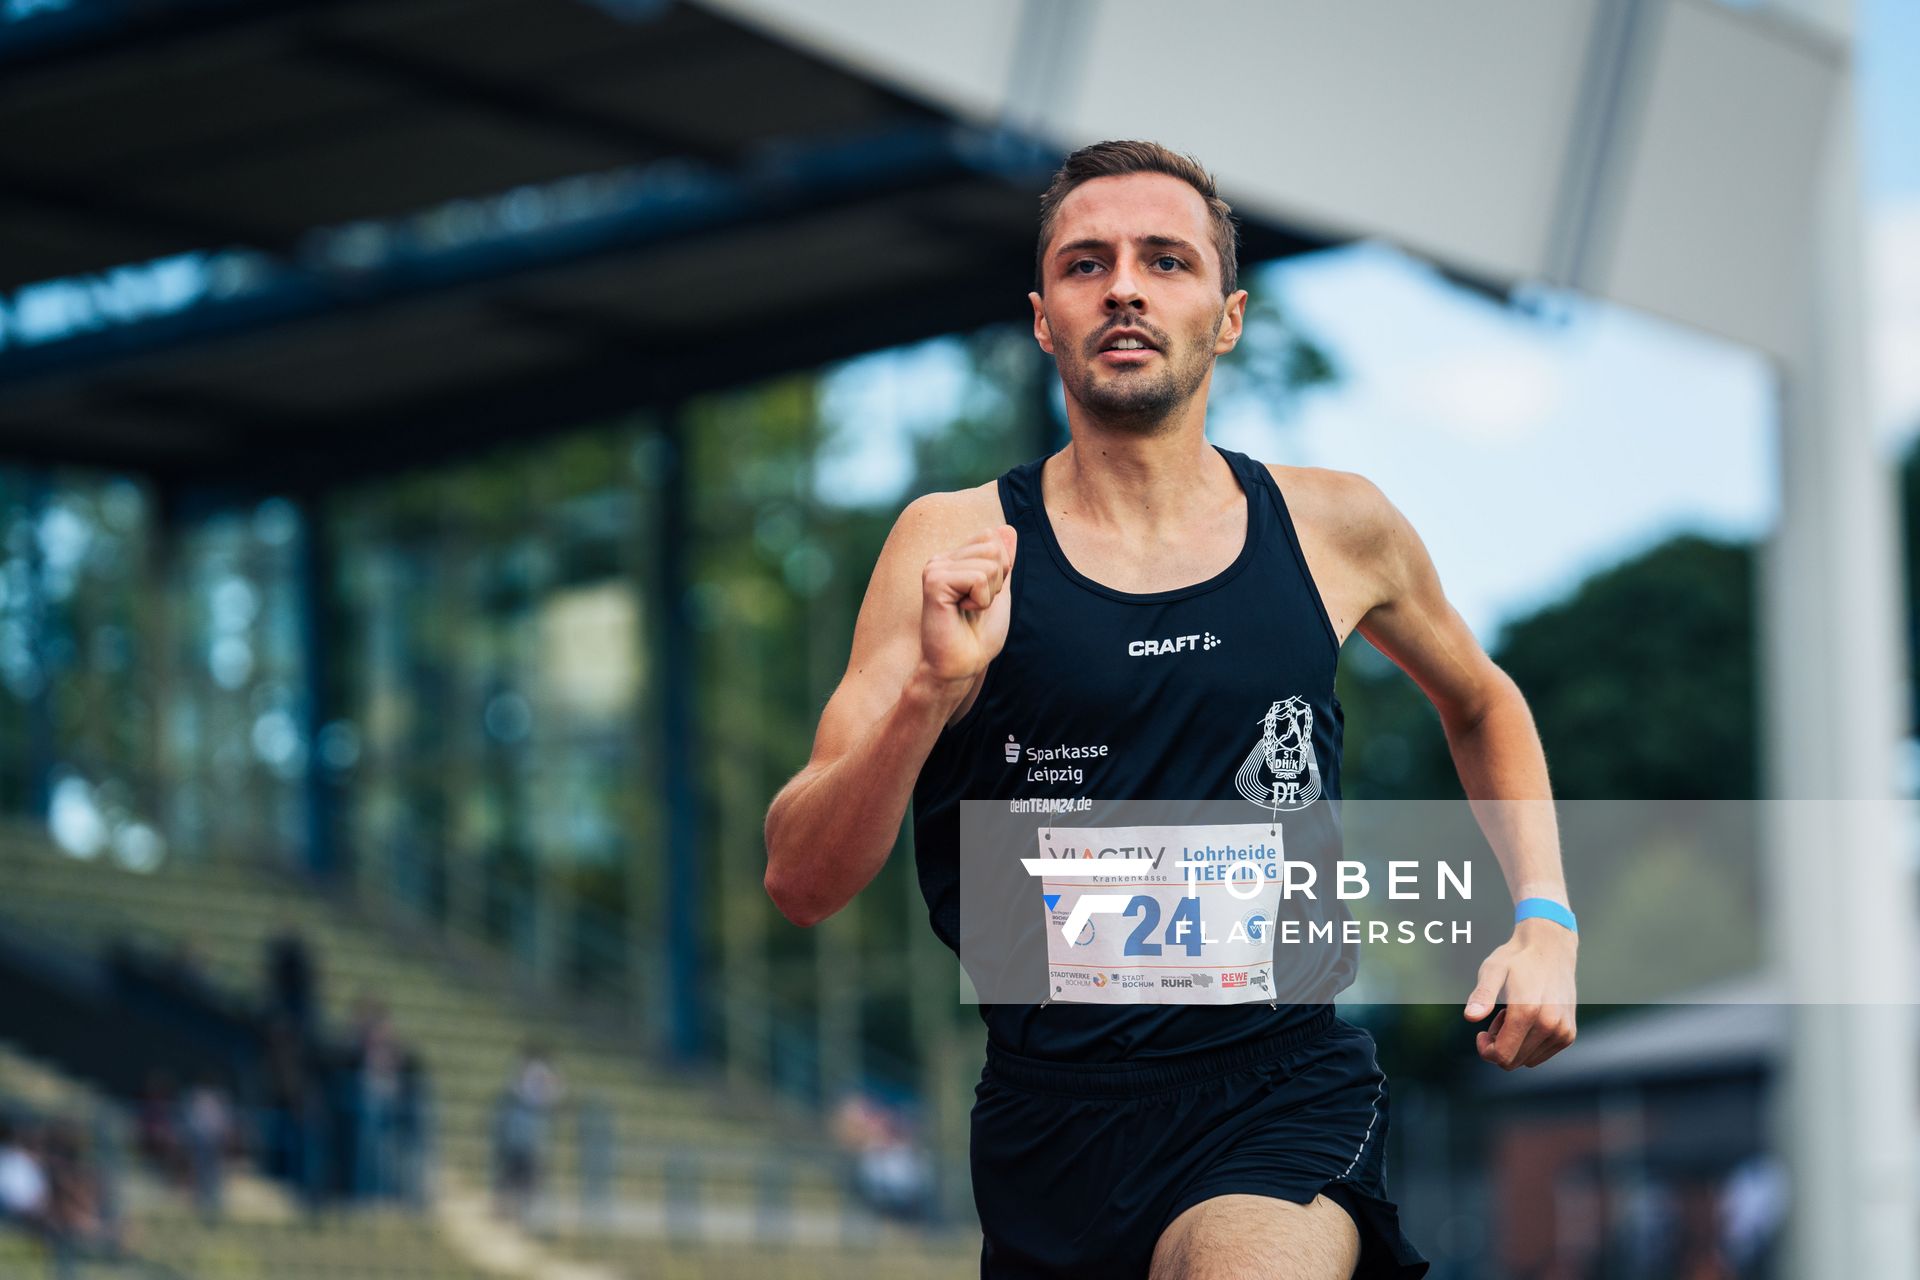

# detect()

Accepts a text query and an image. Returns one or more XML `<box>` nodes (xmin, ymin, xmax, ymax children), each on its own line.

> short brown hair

<box><xmin>1033</xmin><ymin>140</ymin><xmax>1241</xmax><ymax>298</ymax></box>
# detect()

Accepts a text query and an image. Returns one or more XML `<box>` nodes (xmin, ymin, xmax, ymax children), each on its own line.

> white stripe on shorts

<box><xmin>1337</xmin><ymin>1045</ymin><xmax>1386</xmax><ymax>1181</ymax></box>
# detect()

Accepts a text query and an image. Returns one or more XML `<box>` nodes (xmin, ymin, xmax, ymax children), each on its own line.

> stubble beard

<box><xmin>1062</xmin><ymin>315</ymin><xmax>1220</xmax><ymax>436</ymax></box>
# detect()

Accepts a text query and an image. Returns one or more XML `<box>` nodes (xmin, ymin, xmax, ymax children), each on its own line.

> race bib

<box><xmin>1033</xmin><ymin>823</ymin><xmax>1290</xmax><ymax>1005</ymax></box>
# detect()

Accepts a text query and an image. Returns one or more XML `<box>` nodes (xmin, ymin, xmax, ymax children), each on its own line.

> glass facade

<box><xmin>0</xmin><ymin>308</ymin><xmax>1320</xmax><ymax>1096</ymax></box>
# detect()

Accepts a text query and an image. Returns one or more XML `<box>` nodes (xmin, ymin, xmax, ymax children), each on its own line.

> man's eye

<box><xmin>1066</xmin><ymin>256</ymin><xmax>1181</xmax><ymax>274</ymax></box>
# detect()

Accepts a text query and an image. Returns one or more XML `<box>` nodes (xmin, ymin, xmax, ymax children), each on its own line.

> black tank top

<box><xmin>910</xmin><ymin>443</ymin><xmax>1350</xmax><ymax>1062</ymax></box>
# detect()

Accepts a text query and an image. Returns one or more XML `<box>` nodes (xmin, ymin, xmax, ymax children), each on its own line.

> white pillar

<box><xmin>1761</xmin><ymin>1</ymin><xmax>1917</xmax><ymax>1273</ymax></box>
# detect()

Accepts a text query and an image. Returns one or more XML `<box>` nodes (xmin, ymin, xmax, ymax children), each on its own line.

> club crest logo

<box><xmin>1234</xmin><ymin>696</ymin><xmax>1323</xmax><ymax>810</ymax></box>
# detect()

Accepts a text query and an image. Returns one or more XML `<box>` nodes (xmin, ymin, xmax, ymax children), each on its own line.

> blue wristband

<box><xmin>1515</xmin><ymin>897</ymin><xmax>1577</xmax><ymax>934</ymax></box>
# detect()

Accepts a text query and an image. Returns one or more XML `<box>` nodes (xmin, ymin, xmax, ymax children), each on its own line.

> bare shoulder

<box><xmin>863</xmin><ymin>476</ymin><xmax>1007</xmax><ymax>606</ymax></box>
<box><xmin>1259</xmin><ymin>463</ymin><xmax>1396</xmax><ymax>552</ymax></box>
<box><xmin>895</xmin><ymin>477</ymin><xmax>1004</xmax><ymax>545</ymax></box>
<box><xmin>1257</xmin><ymin>462</ymin><xmax>1404</xmax><ymax>644</ymax></box>
<box><xmin>818</xmin><ymin>477</ymin><xmax>1007</xmax><ymax>760</ymax></box>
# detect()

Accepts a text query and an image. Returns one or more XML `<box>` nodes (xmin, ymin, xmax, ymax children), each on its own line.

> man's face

<box><xmin>1030</xmin><ymin>173</ymin><xmax>1246</xmax><ymax>432</ymax></box>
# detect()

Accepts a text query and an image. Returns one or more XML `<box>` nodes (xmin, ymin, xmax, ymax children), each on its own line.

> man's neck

<box><xmin>1044</xmin><ymin>426</ymin><xmax>1238</xmax><ymax>540</ymax></box>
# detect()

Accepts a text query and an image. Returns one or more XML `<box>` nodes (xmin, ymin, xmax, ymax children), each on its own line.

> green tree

<box><xmin>1496</xmin><ymin>534</ymin><xmax>1757</xmax><ymax>799</ymax></box>
<box><xmin>1341</xmin><ymin>532</ymin><xmax>1759</xmax><ymax>802</ymax></box>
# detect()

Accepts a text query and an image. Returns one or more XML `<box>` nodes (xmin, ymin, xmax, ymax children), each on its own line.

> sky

<box><xmin>1211</xmin><ymin>246</ymin><xmax>1775</xmax><ymax>643</ymax></box>
<box><xmin>1861</xmin><ymin>0</ymin><xmax>1920</xmax><ymax>450</ymax></box>
<box><xmin>818</xmin><ymin>0</ymin><xmax>1919</xmax><ymax>647</ymax></box>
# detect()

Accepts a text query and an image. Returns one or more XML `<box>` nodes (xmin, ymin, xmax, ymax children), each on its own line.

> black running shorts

<box><xmin>970</xmin><ymin>1006</ymin><xmax>1431</xmax><ymax>1278</ymax></box>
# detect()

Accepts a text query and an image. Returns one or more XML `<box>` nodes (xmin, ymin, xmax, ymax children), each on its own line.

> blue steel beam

<box><xmin>657</xmin><ymin>411</ymin><xmax>700</xmax><ymax>1064</ymax></box>
<box><xmin>0</xmin><ymin>0</ymin><xmax>376</xmax><ymax>72</ymax></box>
<box><xmin>158</xmin><ymin>253</ymin><xmax>1028</xmax><ymax>490</ymax></box>
<box><xmin>0</xmin><ymin>121</ymin><xmax>1058</xmax><ymax>392</ymax></box>
<box><xmin>0</xmin><ymin>0</ymin><xmax>675</xmax><ymax>71</ymax></box>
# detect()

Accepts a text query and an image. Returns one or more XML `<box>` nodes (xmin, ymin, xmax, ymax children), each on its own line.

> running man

<box><xmin>764</xmin><ymin>140</ymin><xmax>1579</xmax><ymax>1279</ymax></box>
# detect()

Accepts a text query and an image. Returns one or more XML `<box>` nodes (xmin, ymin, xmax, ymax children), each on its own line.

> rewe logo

<box><xmin>1128</xmin><ymin>632</ymin><xmax>1220</xmax><ymax>657</ymax></box>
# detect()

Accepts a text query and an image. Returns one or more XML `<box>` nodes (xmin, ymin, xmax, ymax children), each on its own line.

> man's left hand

<box><xmin>1463</xmin><ymin>918</ymin><xmax>1578</xmax><ymax>1070</ymax></box>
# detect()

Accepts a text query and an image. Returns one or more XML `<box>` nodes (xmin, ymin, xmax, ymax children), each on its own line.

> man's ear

<box><xmin>1214</xmin><ymin>288</ymin><xmax>1248</xmax><ymax>356</ymax></box>
<box><xmin>1029</xmin><ymin>291</ymin><xmax>1054</xmax><ymax>356</ymax></box>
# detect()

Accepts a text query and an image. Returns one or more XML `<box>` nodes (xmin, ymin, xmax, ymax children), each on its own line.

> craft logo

<box><xmin>1234</xmin><ymin>697</ymin><xmax>1323</xmax><ymax>810</ymax></box>
<box><xmin>1128</xmin><ymin>632</ymin><xmax>1221</xmax><ymax>657</ymax></box>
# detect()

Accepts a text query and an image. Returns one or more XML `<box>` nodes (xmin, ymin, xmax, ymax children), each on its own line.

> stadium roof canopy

<box><xmin>0</xmin><ymin>0</ymin><xmax>1334</xmax><ymax>493</ymax></box>
<box><xmin>719</xmin><ymin>0</ymin><xmax>1846</xmax><ymax>367</ymax></box>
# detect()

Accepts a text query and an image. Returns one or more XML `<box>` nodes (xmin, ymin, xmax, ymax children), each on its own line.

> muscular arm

<box><xmin>1344</xmin><ymin>474</ymin><xmax>1566</xmax><ymax>906</ymax></box>
<box><xmin>763</xmin><ymin>672</ymin><xmax>960</xmax><ymax>928</ymax></box>
<box><xmin>1339</xmin><ymin>471</ymin><xmax>1577</xmax><ymax>1068</ymax></box>
<box><xmin>763</xmin><ymin>491</ymin><xmax>1013</xmax><ymax>927</ymax></box>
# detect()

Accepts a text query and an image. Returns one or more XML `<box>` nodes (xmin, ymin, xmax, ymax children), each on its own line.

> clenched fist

<box><xmin>919</xmin><ymin>524</ymin><xmax>1018</xmax><ymax>688</ymax></box>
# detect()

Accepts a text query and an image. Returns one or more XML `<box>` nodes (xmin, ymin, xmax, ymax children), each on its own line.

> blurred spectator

<box><xmin>1</xmin><ymin>1113</ymin><xmax>119</xmax><ymax>1280</ymax></box>
<box><xmin>1667</xmin><ymin>1177</ymin><xmax>1737</xmax><ymax>1280</ymax></box>
<box><xmin>493</xmin><ymin>1042</ymin><xmax>563</xmax><ymax>1223</ymax></box>
<box><xmin>830</xmin><ymin>1091</ymin><xmax>933</xmax><ymax>1222</ymax></box>
<box><xmin>135</xmin><ymin>1070</ymin><xmax>188</xmax><ymax>1188</ymax></box>
<box><xmin>43</xmin><ymin>1120</ymin><xmax>116</xmax><ymax>1269</ymax></box>
<box><xmin>262</xmin><ymin>1015</ymin><xmax>326</xmax><ymax>1212</ymax></box>
<box><xmin>392</xmin><ymin>1049</ymin><xmax>432</xmax><ymax>1208</ymax></box>
<box><xmin>831</xmin><ymin>1092</ymin><xmax>886</xmax><ymax>1161</ymax></box>
<box><xmin>181</xmin><ymin>1075</ymin><xmax>232</xmax><ymax>1220</ymax></box>
<box><xmin>350</xmin><ymin>998</ymin><xmax>405</xmax><ymax>1199</ymax></box>
<box><xmin>0</xmin><ymin>1117</ymin><xmax>49</xmax><ymax>1231</ymax></box>
<box><xmin>858</xmin><ymin>1127</ymin><xmax>932</xmax><ymax>1221</ymax></box>
<box><xmin>265</xmin><ymin>925</ymin><xmax>317</xmax><ymax>1037</ymax></box>
<box><xmin>1719</xmin><ymin>1153</ymin><xmax>1787</xmax><ymax>1277</ymax></box>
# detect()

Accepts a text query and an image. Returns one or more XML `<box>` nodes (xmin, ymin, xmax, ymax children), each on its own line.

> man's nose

<box><xmin>1105</xmin><ymin>261</ymin><xmax>1146</xmax><ymax>307</ymax></box>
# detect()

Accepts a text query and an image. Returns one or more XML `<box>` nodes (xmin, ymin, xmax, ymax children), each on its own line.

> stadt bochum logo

<box><xmin>1234</xmin><ymin>697</ymin><xmax>1323</xmax><ymax>811</ymax></box>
